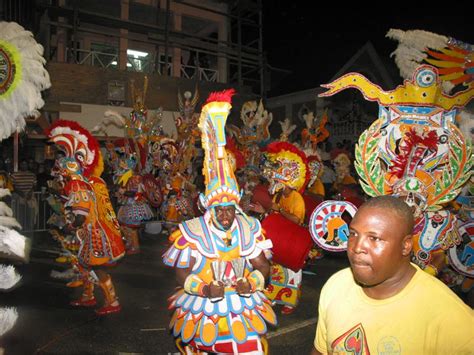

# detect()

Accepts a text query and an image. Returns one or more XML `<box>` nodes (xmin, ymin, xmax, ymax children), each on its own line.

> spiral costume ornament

<box><xmin>163</xmin><ymin>89</ymin><xmax>276</xmax><ymax>354</ymax></box>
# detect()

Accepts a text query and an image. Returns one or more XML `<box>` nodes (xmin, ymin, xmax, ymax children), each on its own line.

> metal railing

<box><xmin>65</xmin><ymin>47</ymin><xmax>218</xmax><ymax>81</ymax></box>
<box><xmin>11</xmin><ymin>191</ymin><xmax>51</xmax><ymax>233</ymax></box>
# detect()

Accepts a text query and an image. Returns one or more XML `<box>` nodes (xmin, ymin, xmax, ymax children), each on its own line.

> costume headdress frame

<box><xmin>198</xmin><ymin>89</ymin><xmax>241</xmax><ymax>209</ymax></box>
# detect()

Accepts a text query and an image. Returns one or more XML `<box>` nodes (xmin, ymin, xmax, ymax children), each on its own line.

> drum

<box><xmin>302</xmin><ymin>193</ymin><xmax>323</xmax><ymax>223</ymax></box>
<box><xmin>251</xmin><ymin>183</ymin><xmax>273</xmax><ymax>211</ymax></box>
<box><xmin>261</xmin><ymin>213</ymin><xmax>313</xmax><ymax>272</ymax></box>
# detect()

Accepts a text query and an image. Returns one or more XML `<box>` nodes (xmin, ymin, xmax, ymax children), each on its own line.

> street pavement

<box><xmin>1</xmin><ymin>230</ymin><xmax>349</xmax><ymax>355</ymax></box>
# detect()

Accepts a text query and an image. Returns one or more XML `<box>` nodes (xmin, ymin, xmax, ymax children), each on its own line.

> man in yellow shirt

<box><xmin>311</xmin><ymin>195</ymin><xmax>473</xmax><ymax>354</ymax></box>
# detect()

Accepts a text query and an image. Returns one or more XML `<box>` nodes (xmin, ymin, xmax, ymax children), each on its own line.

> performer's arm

<box><xmin>278</xmin><ymin>207</ymin><xmax>301</xmax><ymax>225</ymax></box>
<box><xmin>249</xmin><ymin>252</ymin><xmax>270</xmax><ymax>280</ymax></box>
<box><xmin>175</xmin><ymin>256</ymin><xmax>196</xmax><ymax>287</ymax></box>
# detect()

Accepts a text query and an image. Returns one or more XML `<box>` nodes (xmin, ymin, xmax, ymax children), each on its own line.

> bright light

<box><xmin>111</xmin><ymin>61</ymin><xmax>117</xmax><ymax>65</ymax></box>
<box><xmin>127</xmin><ymin>49</ymin><xmax>148</xmax><ymax>58</ymax></box>
<box><xmin>126</xmin><ymin>63</ymin><xmax>132</xmax><ymax>67</ymax></box>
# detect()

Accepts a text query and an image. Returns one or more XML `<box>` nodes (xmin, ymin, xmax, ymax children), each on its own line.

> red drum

<box><xmin>251</xmin><ymin>183</ymin><xmax>273</xmax><ymax>210</ymax></box>
<box><xmin>261</xmin><ymin>213</ymin><xmax>313</xmax><ymax>272</ymax></box>
<box><xmin>303</xmin><ymin>193</ymin><xmax>324</xmax><ymax>223</ymax></box>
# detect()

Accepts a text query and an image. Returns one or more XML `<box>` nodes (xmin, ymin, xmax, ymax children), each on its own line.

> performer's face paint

<box><xmin>212</xmin><ymin>205</ymin><xmax>236</xmax><ymax>231</ymax></box>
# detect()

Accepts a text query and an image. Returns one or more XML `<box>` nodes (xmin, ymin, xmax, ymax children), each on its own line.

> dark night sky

<box><xmin>261</xmin><ymin>4</ymin><xmax>473</xmax><ymax>97</ymax></box>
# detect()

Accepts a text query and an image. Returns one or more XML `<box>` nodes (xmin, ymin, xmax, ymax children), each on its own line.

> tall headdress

<box><xmin>261</xmin><ymin>141</ymin><xmax>310</xmax><ymax>195</ymax></box>
<box><xmin>46</xmin><ymin>119</ymin><xmax>103</xmax><ymax>178</ymax></box>
<box><xmin>300</xmin><ymin>110</ymin><xmax>330</xmax><ymax>152</ymax></box>
<box><xmin>0</xmin><ymin>21</ymin><xmax>51</xmax><ymax>140</ymax></box>
<box><xmin>198</xmin><ymin>89</ymin><xmax>241</xmax><ymax>209</ymax></box>
<box><xmin>320</xmin><ymin>65</ymin><xmax>473</xmax><ymax>214</ymax></box>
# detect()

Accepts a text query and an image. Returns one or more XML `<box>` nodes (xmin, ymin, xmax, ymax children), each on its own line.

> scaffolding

<box><xmin>0</xmin><ymin>0</ymin><xmax>266</xmax><ymax>96</ymax></box>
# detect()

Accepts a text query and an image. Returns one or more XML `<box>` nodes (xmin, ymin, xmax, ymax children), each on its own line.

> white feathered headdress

<box><xmin>0</xmin><ymin>21</ymin><xmax>51</xmax><ymax>140</ymax></box>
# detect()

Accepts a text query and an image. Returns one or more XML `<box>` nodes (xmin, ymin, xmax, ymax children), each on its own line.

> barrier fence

<box><xmin>11</xmin><ymin>191</ymin><xmax>51</xmax><ymax>233</ymax></box>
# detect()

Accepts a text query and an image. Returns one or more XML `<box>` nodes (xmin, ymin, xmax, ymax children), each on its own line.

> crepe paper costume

<box><xmin>309</xmin><ymin>200</ymin><xmax>357</xmax><ymax>252</ymax></box>
<box><xmin>163</xmin><ymin>89</ymin><xmax>276</xmax><ymax>354</ymax></box>
<box><xmin>176</xmin><ymin>87</ymin><xmax>200</xmax><ymax>142</ymax></box>
<box><xmin>46</xmin><ymin>120</ymin><xmax>125</xmax><ymax>315</ymax></box>
<box><xmin>111</xmin><ymin>137</ymin><xmax>154</xmax><ymax>254</ymax></box>
<box><xmin>319</xmin><ymin>65</ymin><xmax>473</xmax><ymax>275</ymax></box>
<box><xmin>300</xmin><ymin>110</ymin><xmax>330</xmax><ymax>156</ymax></box>
<box><xmin>259</xmin><ymin>142</ymin><xmax>312</xmax><ymax>311</ymax></box>
<box><xmin>99</xmin><ymin>77</ymin><xmax>161</xmax><ymax>251</ymax></box>
<box><xmin>227</xmin><ymin>99</ymin><xmax>273</xmax><ymax>171</ymax></box>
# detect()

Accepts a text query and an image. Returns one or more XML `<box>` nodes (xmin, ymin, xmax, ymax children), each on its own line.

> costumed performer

<box><xmin>47</xmin><ymin>120</ymin><xmax>125</xmax><ymax>315</ymax></box>
<box><xmin>250</xmin><ymin>142</ymin><xmax>311</xmax><ymax>314</ymax></box>
<box><xmin>319</xmin><ymin>64</ymin><xmax>473</xmax><ymax>287</ymax></box>
<box><xmin>163</xmin><ymin>89</ymin><xmax>277</xmax><ymax>354</ymax></box>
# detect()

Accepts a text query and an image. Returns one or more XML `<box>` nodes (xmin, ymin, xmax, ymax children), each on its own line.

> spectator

<box><xmin>11</xmin><ymin>160</ymin><xmax>37</xmax><ymax>230</ymax></box>
<box><xmin>311</xmin><ymin>196</ymin><xmax>474</xmax><ymax>354</ymax></box>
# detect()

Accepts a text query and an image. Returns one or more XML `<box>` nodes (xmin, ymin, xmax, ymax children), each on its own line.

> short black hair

<box><xmin>358</xmin><ymin>195</ymin><xmax>414</xmax><ymax>235</ymax></box>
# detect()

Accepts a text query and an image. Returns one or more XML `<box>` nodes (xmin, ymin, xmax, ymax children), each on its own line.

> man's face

<box><xmin>347</xmin><ymin>207</ymin><xmax>410</xmax><ymax>288</ymax></box>
<box><xmin>213</xmin><ymin>205</ymin><xmax>236</xmax><ymax>230</ymax></box>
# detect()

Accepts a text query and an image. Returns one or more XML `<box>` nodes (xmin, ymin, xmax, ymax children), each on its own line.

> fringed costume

<box><xmin>260</xmin><ymin>142</ymin><xmax>312</xmax><ymax>313</ymax></box>
<box><xmin>319</xmin><ymin>64</ymin><xmax>473</xmax><ymax>287</ymax></box>
<box><xmin>47</xmin><ymin>120</ymin><xmax>125</xmax><ymax>315</ymax></box>
<box><xmin>163</xmin><ymin>89</ymin><xmax>276</xmax><ymax>354</ymax></box>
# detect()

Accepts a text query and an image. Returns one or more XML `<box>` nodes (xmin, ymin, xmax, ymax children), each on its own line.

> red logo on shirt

<box><xmin>331</xmin><ymin>323</ymin><xmax>370</xmax><ymax>354</ymax></box>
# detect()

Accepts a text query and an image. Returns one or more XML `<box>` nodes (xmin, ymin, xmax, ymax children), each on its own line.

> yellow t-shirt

<box><xmin>275</xmin><ymin>189</ymin><xmax>305</xmax><ymax>225</ymax></box>
<box><xmin>314</xmin><ymin>265</ymin><xmax>474</xmax><ymax>354</ymax></box>
<box><xmin>308</xmin><ymin>179</ymin><xmax>325</xmax><ymax>197</ymax></box>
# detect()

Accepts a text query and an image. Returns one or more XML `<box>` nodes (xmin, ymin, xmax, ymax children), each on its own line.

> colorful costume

<box><xmin>163</xmin><ymin>90</ymin><xmax>276</xmax><ymax>354</ymax></box>
<box><xmin>319</xmin><ymin>65</ymin><xmax>473</xmax><ymax>280</ymax></box>
<box><xmin>260</xmin><ymin>142</ymin><xmax>311</xmax><ymax>311</ymax></box>
<box><xmin>110</xmin><ymin>138</ymin><xmax>154</xmax><ymax>254</ymax></box>
<box><xmin>47</xmin><ymin>120</ymin><xmax>125</xmax><ymax>315</ymax></box>
<box><xmin>99</xmin><ymin>77</ymin><xmax>161</xmax><ymax>252</ymax></box>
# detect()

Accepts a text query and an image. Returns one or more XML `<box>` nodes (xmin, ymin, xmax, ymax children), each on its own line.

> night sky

<box><xmin>262</xmin><ymin>4</ymin><xmax>473</xmax><ymax>97</ymax></box>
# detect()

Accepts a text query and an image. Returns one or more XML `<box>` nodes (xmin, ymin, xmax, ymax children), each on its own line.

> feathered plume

<box><xmin>0</xmin><ymin>21</ymin><xmax>51</xmax><ymax>140</ymax></box>
<box><xmin>0</xmin><ymin>217</ymin><xmax>22</xmax><ymax>230</ymax></box>
<box><xmin>205</xmin><ymin>89</ymin><xmax>235</xmax><ymax>104</ymax></box>
<box><xmin>387</xmin><ymin>29</ymin><xmax>448</xmax><ymax>80</ymax></box>
<box><xmin>91</xmin><ymin>110</ymin><xmax>126</xmax><ymax>134</ymax></box>
<box><xmin>0</xmin><ymin>225</ymin><xmax>29</xmax><ymax>260</ymax></box>
<box><xmin>0</xmin><ymin>265</ymin><xmax>21</xmax><ymax>290</ymax></box>
<box><xmin>0</xmin><ymin>189</ymin><xmax>11</xmax><ymax>199</ymax></box>
<box><xmin>0</xmin><ymin>202</ymin><xmax>13</xmax><ymax>217</ymax></box>
<box><xmin>279</xmin><ymin>118</ymin><xmax>297</xmax><ymax>141</ymax></box>
<box><xmin>387</xmin><ymin>28</ymin><xmax>473</xmax><ymax>91</ymax></box>
<box><xmin>0</xmin><ymin>307</ymin><xmax>18</xmax><ymax>336</ymax></box>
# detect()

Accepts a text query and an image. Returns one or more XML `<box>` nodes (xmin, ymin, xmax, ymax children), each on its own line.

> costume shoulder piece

<box><xmin>163</xmin><ymin>212</ymin><xmax>262</xmax><ymax>262</ymax></box>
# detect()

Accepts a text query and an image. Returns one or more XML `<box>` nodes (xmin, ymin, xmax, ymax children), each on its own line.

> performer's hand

<box><xmin>249</xmin><ymin>201</ymin><xmax>265</xmax><ymax>214</ymax></box>
<box><xmin>270</xmin><ymin>202</ymin><xmax>279</xmax><ymax>212</ymax></box>
<box><xmin>235</xmin><ymin>278</ymin><xmax>252</xmax><ymax>295</ymax></box>
<box><xmin>207</xmin><ymin>281</ymin><xmax>224</xmax><ymax>299</ymax></box>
